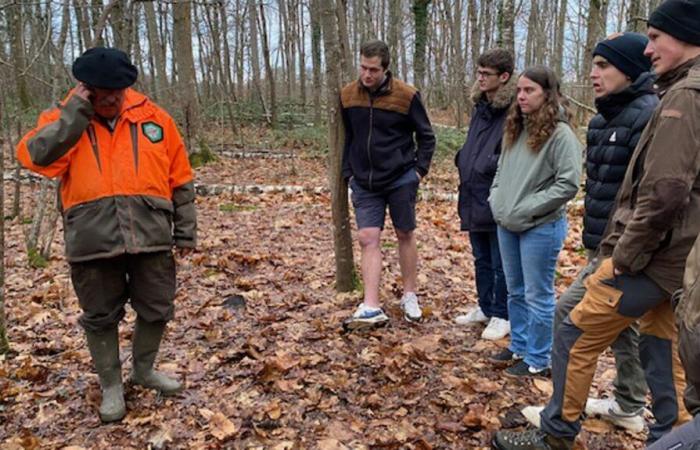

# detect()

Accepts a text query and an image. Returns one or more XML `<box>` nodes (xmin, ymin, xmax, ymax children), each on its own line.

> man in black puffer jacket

<box><xmin>521</xmin><ymin>32</ymin><xmax>657</xmax><ymax>433</ymax></box>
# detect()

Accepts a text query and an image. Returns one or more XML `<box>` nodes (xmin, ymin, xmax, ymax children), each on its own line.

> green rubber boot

<box><xmin>85</xmin><ymin>327</ymin><xmax>126</xmax><ymax>422</ymax></box>
<box><xmin>130</xmin><ymin>317</ymin><xmax>182</xmax><ymax>395</ymax></box>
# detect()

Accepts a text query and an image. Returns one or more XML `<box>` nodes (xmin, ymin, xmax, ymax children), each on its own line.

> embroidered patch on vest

<box><xmin>142</xmin><ymin>122</ymin><xmax>164</xmax><ymax>143</ymax></box>
<box><xmin>660</xmin><ymin>109</ymin><xmax>682</xmax><ymax>119</ymax></box>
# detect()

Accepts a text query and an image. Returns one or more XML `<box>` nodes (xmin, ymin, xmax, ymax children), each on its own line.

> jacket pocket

<box><xmin>133</xmin><ymin>196</ymin><xmax>174</xmax><ymax>248</ymax></box>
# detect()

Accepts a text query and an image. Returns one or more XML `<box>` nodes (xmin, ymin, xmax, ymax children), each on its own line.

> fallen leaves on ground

<box><xmin>0</xmin><ymin>155</ymin><xmax>644</xmax><ymax>449</ymax></box>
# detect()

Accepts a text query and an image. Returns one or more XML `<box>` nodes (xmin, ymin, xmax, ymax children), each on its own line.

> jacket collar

<box><xmin>655</xmin><ymin>54</ymin><xmax>700</xmax><ymax>97</ymax></box>
<box><xmin>358</xmin><ymin>70</ymin><xmax>393</xmax><ymax>98</ymax></box>
<box><xmin>594</xmin><ymin>71</ymin><xmax>656</xmax><ymax>121</ymax></box>
<box><xmin>470</xmin><ymin>74</ymin><xmax>517</xmax><ymax>110</ymax></box>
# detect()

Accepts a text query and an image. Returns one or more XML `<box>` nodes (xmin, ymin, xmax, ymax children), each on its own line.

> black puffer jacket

<box><xmin>583</xmin><ymin>72</ymin><xmax>658</xmax><ymax>250</ymax></box>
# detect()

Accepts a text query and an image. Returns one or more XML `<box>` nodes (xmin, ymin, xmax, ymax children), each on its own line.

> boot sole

<box><xmin>100</xmin><ymin>410</ymin><xmax>126</xmax><ymax>423</ymax></box>
<box><xmin>342</xmin><ymin>319</ymin><xmax>389</xmax><ymax>332</ymax></box>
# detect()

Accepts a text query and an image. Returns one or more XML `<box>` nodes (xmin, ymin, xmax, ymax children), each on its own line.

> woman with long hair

<box><xmin>488</xmin><ymin>65</ymin><xmax>582</xmax><ymax>377</ymax></box>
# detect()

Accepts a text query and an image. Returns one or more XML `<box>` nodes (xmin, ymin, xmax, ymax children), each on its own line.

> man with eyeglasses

<box><xmin>454</xmin><ymin>48</ymin><xmax>515</xmax><ymax>342</ymax></box>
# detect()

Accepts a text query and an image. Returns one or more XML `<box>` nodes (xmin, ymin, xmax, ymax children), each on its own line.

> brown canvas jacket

<box><xmin>599</xmin><ymin>57</ymin><xmax>700</xmax><ymax>295</ymax></box>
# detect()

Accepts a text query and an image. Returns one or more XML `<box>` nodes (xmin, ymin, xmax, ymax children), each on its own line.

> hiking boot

<box><xmin>482</xmin><ymin>317</ymin><xmax>511</xmax><ymax>340</ymax></box>
<box><xmin>521</xmin><ymin>406</ymin><xmax>545</xmax><ymax>428</ymax></box>
<box><xmin>400</xmin><ymin>292</ymin><xmax>422</xmax><ymax>322</ymax></box>
<box><xmin>342</xmin><ymin>304</ymin><xmax>389</xmax><ymax>331</ymax></box>
<box><xmin>492</xmin><ymin>429</ymin><xmax>574</xmax><ymax>450</ymax></box>
<box><xmin>490</xmin><ymin>348</ymin><xmax>523</xmax><ymax>363</ymax></box>
<box><xmin>85</xmin><ymin>327</ymin><xmax>126</xmax><ymax>422</ymax></box>
<box><xmin>455</xmin><ymin>306</ymin><xmax>489</xmax><ymax>325</ymax></box>
<box><xmin>130</xmin><ymin>317</ymin><xmax>182</xmax><ymax>395</ymax></box>
<box><xmin>505</xmin><ymin>361</ymin><xmax>551</xmax><ymax>378</ymax></box>
<box><xmin>585</xmin><ymin>397</ymin><xmax>645</xmax><ymax>433</ymax></box>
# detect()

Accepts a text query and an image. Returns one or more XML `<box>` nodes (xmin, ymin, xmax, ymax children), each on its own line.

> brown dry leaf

<box><xmin>148</xmin><ymin>427</ymin><xmax>173</xmax><ymax>450</ymax></box>
<box><xmin>582</xmin><ymin>418</ymin><xmax>615</xmax><ymax>434</ymax></box>
<box><xmin>270</xmin><ymin>442</ymin><xmax>295</xmax><ymax>450</ymax></box>
<box><xmin>472</xmin><ymin>378</ymin><xmax>501</xmax><ymax>393</ymax></box>
<box><xmin>435</xmin><ymin>421</ymin><xmax>466</xmax><ymax>433</ymax></box>
<box><xmin>316</xmin><ymin>439</ymin><xmax>348</xmax><ymax>450</ymax></box>
<box><xmin>533</xmin><ymin>378</ymin><xmax>553</xmax><ymax>396</ymax></box>
<box><xmin>199</xmin><ymin>409</ymin><xmax>237</xmax><ymax>441</ymax></box>
<box><xmin>324</xmin><ymin>420</ymin><xmax>355</xmax><ymax>440</ymax></box>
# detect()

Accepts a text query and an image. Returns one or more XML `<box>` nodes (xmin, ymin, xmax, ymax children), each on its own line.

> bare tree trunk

<box><xmin>8</xmin><ymin>3</ymin><xmax>31</xmax><ymax>110</ymax></box>
<box><xmin>173</xmin><ymin>0</ymin><xmax>199</xmax><ymax>152</ymax></box>
<box><xmin>297</xmin><ymin>0</ymin><xmax>307</xmax><ymax>106</ymax></box>
<box><xmin>499</xmin><ymin>0</ymin><xmax>515</xmax><ymax>56</ymax></box>
<box><xmin>259</xmin><ymin>1</ymin><xmax>277</xmax><ymax>126</ymax></box>
<box><xmin>336</xmin><ymin>0</ymin><xmax>354</xmax><ymax>81</ymax></box>
<box><xmin>581</xmin><ymin>0</ymin><xmax>607</xmax><ymax>110</ymax></box>
<box><xmin>553</xmin><ymin>0</ymin><xmax>568</xmax><ymax>74</ymax></box>
<box><xmin>468</xmin><ymin>0</ymin><xmax>479</xmax><ymax>73</ymax></box>
<box><xmin>248</xmin><ymin>0</ymin><xmax>266</xmax><ymax>114</ymax></box>
<box><xmin>310</xmin><ymin>0</ymin><xmax>323</xmax><ymax>124</ymax></box>
<box><xmin>11</xmin><ymin>121</ymin><xmax>21</xmax><ymax>219</ymax></box>
<box><xmin>413</xmin><ymin>0</ymin><xmax>430</xmax><ymax>89</ymax></box>
<box><xmin>388</xmin><ymin>0</ymin><xmax>401</xmax><ymax>79</ymax></box>
<box><xmin>627</xmin><ymin>0</ymin><xmax>645</xmax><ymax>31</ymax></box>
<box><xmin>321</xmin><ymin>0</ymin><xmax>355</xmax><ymax>292</ymax></box>
<box><xmin>0</xmin><ymin>99</ymin><xmax>9</xmax><ymax>354</ymax></box>
<box><xmin>144</xmin><ymin>1</ymin><xmax>169</xmax><ymax>103</ymax></box>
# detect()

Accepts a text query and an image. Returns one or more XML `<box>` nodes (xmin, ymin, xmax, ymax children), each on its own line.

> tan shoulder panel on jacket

<box><xmin>372</xmin><ymin>78</ymin><xmax>416</xmax><ymax>115</ymax></box>
<box><xmin>341</xmin><ymin>81</ymin><xmax>369</xmax><ymax>109</ymax></box>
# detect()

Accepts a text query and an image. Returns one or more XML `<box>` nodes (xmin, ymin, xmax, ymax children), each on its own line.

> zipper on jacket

<box><xmin>367</xmin><ymin>96</ymin><xmax>374</xmax><ymax>190</ymax></box>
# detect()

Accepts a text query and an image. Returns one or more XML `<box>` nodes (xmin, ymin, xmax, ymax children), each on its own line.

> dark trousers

<box><xmin>680</xmin><ymin>322</ymin><xmax>700</xmax><ymax>415</ymax></box>
<box><xmin>541</xmin><ymin>258</ymin><xmax>691</xmax><ymax>443</ymax></box>
<box><xmin>469</xmin><ymin>230</ymin><xmax>508</xmax><ymax>320</ymax></box>
<box><xmin>71</xmin><ymin>251</ymin><xmax>177</xmax><ymax>332</ymax></box>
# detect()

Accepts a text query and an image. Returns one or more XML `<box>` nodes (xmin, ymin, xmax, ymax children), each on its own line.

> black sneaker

<box><xmin>492</xmin><ymin>429</ymin><xmax>573</xmax><ymax>450</ymax></box>
<box><xmin>505</xmin><ymin>361</ymin><xmax>551</xmax><ymax>378</ymax></box>
<box><xmin>490</xmin><ymin>348</ymin><xmax>523</xmax><ymax>363</ymax></box>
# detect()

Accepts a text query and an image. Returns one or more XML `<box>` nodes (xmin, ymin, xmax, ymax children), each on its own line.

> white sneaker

<box><xmin>481</xmin><ymin>317</ymin><xmax>511</xmax><ymax>340</ymax></box>
<box><xmin>454</xmin><ymin>306</ymin><xmax>488</xmax><ymax>325</ymax></box>
<box><xmin>521</xmin><ymin>405</ymin><xmax>544</xmax><ymax>428</ymax></box>
<box><xmin>400</xmin><ymin>292</ymin><xmax>422</xmax><ymax>322</ymax></box>
<box><xmin>585</xmin><ymin>397</ymin><xmax>645</xmax><ymax>433</ymax></box>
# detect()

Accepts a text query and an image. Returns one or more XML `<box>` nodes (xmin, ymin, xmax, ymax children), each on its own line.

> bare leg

<box><xmin>358</xmin><ymin>227</ymin><xmax>382</xmax><ymax>308</ymax></box>
<box><xmin>396</xmin><ymin>229</ymin><xmax>417</xmax><ymax>295</ymax></box>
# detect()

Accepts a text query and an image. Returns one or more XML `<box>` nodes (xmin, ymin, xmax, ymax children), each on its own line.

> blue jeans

<box><xmin>497</xmin><ymin>217</ymin><xmax>567</xmax><ymax>369</ymax></box>
<box><xmin>469</xmin><ymin>231</ymin><xmax>508</xmax><ymax>320</ymax></box>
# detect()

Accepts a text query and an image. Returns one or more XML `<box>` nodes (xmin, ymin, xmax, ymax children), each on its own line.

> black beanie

<box><xmin>648</xmin><ymin>0</ymin><xmax>700</xmax><ymax>46</ymax></box>
<box><xmin>593</xmin><ymin>32</ymin><xmax>652</xmax><ymax>80</ymax></box>
<box><xmin>72</xmin><ymin>47</ymin><xmax>138</xmax><ymax>89</ymax></box>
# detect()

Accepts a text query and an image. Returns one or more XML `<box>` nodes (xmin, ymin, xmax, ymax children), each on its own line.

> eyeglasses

<box><xmin>476</xmin><ymin>70</ymin><xmax>500</xmax><ymax>78</ymax></box>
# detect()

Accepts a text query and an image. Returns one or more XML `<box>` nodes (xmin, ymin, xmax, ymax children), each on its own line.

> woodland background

<box><xmin>0</xmin><ymin>0</ymin><xmax>661</xmax><ymax>448</ymax></box>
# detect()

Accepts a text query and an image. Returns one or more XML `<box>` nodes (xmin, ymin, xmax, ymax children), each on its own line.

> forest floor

<box><xmin>0</xmin><ymin>146</ymin><xmax>649</xmax><ymax>449</ymax></box>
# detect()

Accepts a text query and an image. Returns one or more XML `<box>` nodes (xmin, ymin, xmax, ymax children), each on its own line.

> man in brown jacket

<box><xmin>493</xmin><ymin>0</ymin><xmax>700</xmax><ymax>448</ymax></box>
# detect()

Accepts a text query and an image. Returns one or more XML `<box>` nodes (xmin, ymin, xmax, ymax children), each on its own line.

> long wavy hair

<box><xmin>503</xmin><ymin>66</ymin><xmax>570</xmax><ymax>153</ymax></box>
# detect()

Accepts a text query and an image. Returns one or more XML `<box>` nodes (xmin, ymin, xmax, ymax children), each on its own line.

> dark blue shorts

<box><xmin>350</xmin><ymin>169</ymin><xmax>420</xmax><ymax>231</ymax></box>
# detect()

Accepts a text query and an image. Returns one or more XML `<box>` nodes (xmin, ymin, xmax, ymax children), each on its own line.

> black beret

<box><xmin>72</xmin><ymin>47</ymin><xmax>138</xmax><ymax>89</ymax></box>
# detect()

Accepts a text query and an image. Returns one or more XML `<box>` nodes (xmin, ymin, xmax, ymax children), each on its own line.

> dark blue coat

<box><xmin>456</xmin><ymin>79</ymin><xmax>515</xmax><ymax>232</ymax></box>
<box><xmin>583</xmin><ymin>72</ymin><xmax>658</xmax><ymax>250</ymax></box>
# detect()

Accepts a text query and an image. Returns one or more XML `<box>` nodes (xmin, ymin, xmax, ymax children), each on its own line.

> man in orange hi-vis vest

<box><xmin>17</xmin><ymin>47</ymin><xmax>196</xmax><ymax>423</ymax></box>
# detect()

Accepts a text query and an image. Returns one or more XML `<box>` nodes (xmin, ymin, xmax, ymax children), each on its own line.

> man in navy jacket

<box><xmin>454</xmin><ymin>48</ymin><xmax>516</xmax><ymax>341</ymax></box>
